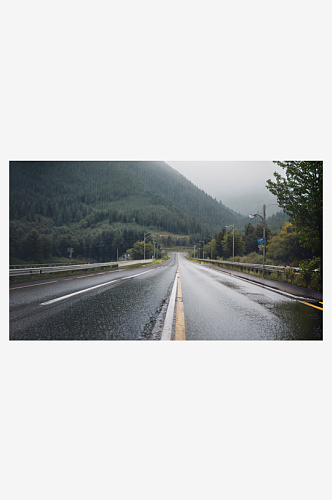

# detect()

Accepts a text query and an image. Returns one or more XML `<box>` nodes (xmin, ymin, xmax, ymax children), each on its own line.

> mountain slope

<box><xmin>9</xmin><ymin>161</ymin><xmax>244</xmax><ymax>262</ymax></box>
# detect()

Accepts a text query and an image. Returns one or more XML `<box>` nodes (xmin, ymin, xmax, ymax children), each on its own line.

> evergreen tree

<box><xmin>266</xmin><ymin>161</ymin><xmax>322</xmax><ymax>257</ymax></box>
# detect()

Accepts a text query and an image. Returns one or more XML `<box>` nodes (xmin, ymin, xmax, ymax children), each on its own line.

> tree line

<box><xmin>10</xmin><ymin>160</ymin><xmax>245</xmax><ymax>263</ymax></box>
<box><xmin>197</xmin><ymin>220</ymin><xmax>313</xmax><ymax>265</ymax></box>
<box><xmin>10</xmin><ymin>161</ymin><xmax>321</xmax><ymax>270</ymax></box>
<box><xmin>195</xmin><ymin>161</ymin><xmax>322</xmax><ymax>273</ymax></box>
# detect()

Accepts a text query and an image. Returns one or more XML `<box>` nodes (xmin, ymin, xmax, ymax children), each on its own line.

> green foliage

<box><xmin>204</xmin><ymin>239</ymin><xmax>217</xmax><ymax>259</ymax></box>
<box><xmin>265</xmin><ymin>210</ymin><xmax>290</xmax><ymax>231</ymax></box>
<box><xmin>266</xmin><ymin>222</ymin><xmax>312</xmax><ymax>265</ymax></box>
<box><xmin>10</xmin><ymin>161</ymin><xmax>244</xmax><ymax>263</ymax></box>
<box><xmin>299</xmin><ymin>257</ymin><xmax>321</xmax><ymax>285</ymax></box>
<box><xmin>20</xmin><ymin>229</ymin><xmax>52</xmax><ymax>261</ymax></box>
<box><xmin>266</xmin><ymin>161</ymin><xmax>322</xmax><ymax>257</ymax></box>
<box><xmin>128</xmin><ymin>241</ymin><xmax>154</xmax><ymax>260</ymax></box>
<box><xmin>223</xmin><ymin>252</ymin><xmax>274</xmax><ymax>265</ymax></box>
<box><xmin>242</xmin><ymin>223</ymin><xmax>271</xmax><ymax>254</ymax></box>
<box><xmin>214</xmin><ymin>230</ymin><xmax>225</xmax><ymax>257</ymax></box>
<box><xmin>222</xmin><ymin>230</ymin><xmax>245</xmax><ymax>259</ymax></box>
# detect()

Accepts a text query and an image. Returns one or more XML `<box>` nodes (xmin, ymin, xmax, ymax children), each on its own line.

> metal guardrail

<box><xmin>9</xmin><ymin>259</ymin><xmax>154</xmax><ymax>277</ymax></box>
<box><xmin>118</xmin><ymin>259</ymin><xmax>153</xmax><ymax>267</ymax></box>
<box><xmin>189</xmin><ymin>258</ymin><xmax>301</xmax><ymax>273</ymax></box>
<box><xmin>10</xmin><ymin>262</ymin><xmax>77</xmax><ymax>269</ymax></box>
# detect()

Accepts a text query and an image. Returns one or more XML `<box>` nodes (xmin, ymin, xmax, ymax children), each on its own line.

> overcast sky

<box><xmin>165</xmin><ymin>161</ymin><xmax>285</xmax><ymax>217</ymax></box>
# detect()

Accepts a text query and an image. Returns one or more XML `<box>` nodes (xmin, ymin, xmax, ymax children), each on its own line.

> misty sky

<box><xmin>165</xmin><ymin>161</ymin><xmax>285</xmax><ymax>217</ymax></box>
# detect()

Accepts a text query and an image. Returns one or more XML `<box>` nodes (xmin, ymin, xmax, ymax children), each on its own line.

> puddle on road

<box><xmin>183</xmin><ymin>273</ymin><xmax>322</xmax><ymax>340</ymax></box>
<box><xmin>215</xmin><ymin>278</ymin><xmax>241</xmax><ymax>291</ymax></box>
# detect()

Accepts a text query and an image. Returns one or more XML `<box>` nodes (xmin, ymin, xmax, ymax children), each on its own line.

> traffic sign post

<box><xmin>67</xmin><ymin>247</ymin><xmax>74</xmax><ymax>265</ymax></box>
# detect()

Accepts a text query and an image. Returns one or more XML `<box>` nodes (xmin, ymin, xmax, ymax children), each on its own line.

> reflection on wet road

<box><xmin>10</xmin><ymin>258</ymin><xmax>177</xmax><ymax>340</ymax></box>
<box><xmin>9</xmin><ymin>253</ymin><xmax>322</xmax><ymax>340</ymax></box>
<box><xmin>179</xmin><ymin>254</ymin><xmax>322</xmax><ymax>340</ymax></box>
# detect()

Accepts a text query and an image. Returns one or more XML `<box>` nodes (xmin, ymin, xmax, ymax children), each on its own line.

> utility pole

<box><xmin>144</xmin><ymin>232</ymin><xmax>149</xmax><ymax>260</ymax></box>
<box><xmin>144</xmin><ymin>232</ymin><xmax>152</xmax><ymax>260</ymax></box>
<box><xmin>199</xmin><ymin>240</ymin><xmax>205</xmax><ymax>259</ymax></box>
<box><xmin>249</xmin><ymin>204</ymin><xmax>267</xmax><ymax>278</ymax></box>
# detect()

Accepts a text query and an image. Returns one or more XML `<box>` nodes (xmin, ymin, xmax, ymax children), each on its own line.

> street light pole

<box><xmin>249</xmin><ymin>203</ymin><xmax>280</xmax><ymax>278</ymax></box>
<box><xmin>223</xmin><ymin>216</ymin><xmax>254</xmax><ymax>264</ymax></box>
<box><xmin>153</xmin><ymin>239</ymin><xmax>156</xmax><ymax>260</ymax></box>
<box><xmin>144</xmin><ymin>231</ymin><xmax>150</xmax><ymax>260</ymax></box>
<box><xmin>199</xmin><ymin>240</ymin><xmax>205</xmax><ymax>259</ymax></box>
<box><xmin>249</xmin><ymin>204</ymin><xmax>266</xmax><ymax>278</ymax></box>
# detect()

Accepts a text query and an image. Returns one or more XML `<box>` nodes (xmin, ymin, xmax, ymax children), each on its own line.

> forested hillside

<box><xmin>10</xmin><ymin>161</ymin><xmax>243</xmax><ymax>263</ymax></box>
<box><xmin>265</xmin><ymin>210</ymin><xmax>290</xmax><ymax>231</ymax></box>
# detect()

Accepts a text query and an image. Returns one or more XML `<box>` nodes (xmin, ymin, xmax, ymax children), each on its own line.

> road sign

<box><xmin>258</xmin><ymin>244</ymin><xmax>264</xmax><ymax>249</ymax></box>
<box><xmin>257</xmin><ymin>238</ymin><xmax>265</xmax><ymax>244</ymax></box>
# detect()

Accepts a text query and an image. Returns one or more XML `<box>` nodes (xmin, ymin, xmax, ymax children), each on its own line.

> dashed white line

<box><xmin>40</xmin><ymin>279</ymin><xmax>118</xmax><ymax>305</ymax></box>
<box><xmin>40</xmin><ymin>267</ymin><xmax>157</xmax><ymax>306</ymax></box>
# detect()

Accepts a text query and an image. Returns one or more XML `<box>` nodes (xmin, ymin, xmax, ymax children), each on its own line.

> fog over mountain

<box><xmin>166</xmin><ymin>161</ymin><xmax>284</xmax><ymax>217</ymax></box>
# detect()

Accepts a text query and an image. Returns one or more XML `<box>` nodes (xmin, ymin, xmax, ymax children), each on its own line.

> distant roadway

<box><xmin>9</xmin><ymin>253</ymin><xmax>322</xmax><ymax>340</ymax></box>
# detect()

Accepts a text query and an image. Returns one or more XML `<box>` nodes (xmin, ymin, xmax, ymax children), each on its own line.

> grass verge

<box><xmin>187</xmin><ymin>258</ymin><xmax>322</xmax><ymax>292</ymax></box>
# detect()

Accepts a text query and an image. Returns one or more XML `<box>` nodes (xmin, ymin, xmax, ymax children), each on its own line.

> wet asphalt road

<box><xmin>9</xmin><ymin>258</ymin><xmax>178</xmax><ymax>340</ymax></box>
<box><xmin>178</xmin><ymin>253</ymin><xmax>322</xmax><ymax>340</ymax></box>
<box><xmin>9</xmin><ymin>253</ymin><xmax>322</xmax><ymax>340</ymax></box>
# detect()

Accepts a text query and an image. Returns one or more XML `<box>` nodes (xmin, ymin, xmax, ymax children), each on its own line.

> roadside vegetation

<box><xmin>10</xmin><ymin>161</ymin><xmax>322</xmax><ymax>292</ymax></box>
<box><xmin>9</xmin><ymin>161</ymin><xmax>242</xmax><ymax>265</ymax></box>
<box><xmin>189</xmin><ymin>162</ymin><xmax>322</xmax><ymax>292</ymax></box>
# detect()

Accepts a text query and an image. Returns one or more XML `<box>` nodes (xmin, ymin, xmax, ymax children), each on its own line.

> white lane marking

<box><xmin>40</xmin><ymin>267</ymin><xmax>156</xmax><ymax>306</ymax></box>
<box><xmin>161</xmin><ymin>271</ymin><xmax>178</xmax><ymax>340</ymax></box>
<box><xmin>135</xmin><ymin>269</ymin><xmax>154</xmax><ymax>276</ymax></box>
<box><xmin>40</xmin><ymin>280</ymin><xmax>118</xmax><ymax>305</ymax></box>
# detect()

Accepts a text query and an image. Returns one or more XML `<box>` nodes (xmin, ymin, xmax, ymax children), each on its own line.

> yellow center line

<box><xmin>174</xmin><ymin>260</ymin><xmax>186</xmax><ymax>340</ymax></box>
<box><xmin>319</xmin><ymin>302</ymin><xmax>323</xmax><ymax>304</ymax></box>
<box><xmin>300</xmin><ymin>301</ymin><xmax>323</xmax><ymax>311</ymax></box>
